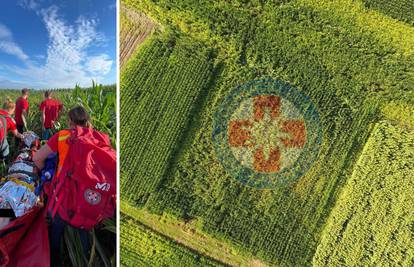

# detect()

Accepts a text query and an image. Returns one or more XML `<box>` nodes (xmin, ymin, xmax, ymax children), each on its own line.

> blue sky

<box><xmin>0</xmin><ymin>0</ymin><xmax>116</xmax><ymax>89</ymax></box>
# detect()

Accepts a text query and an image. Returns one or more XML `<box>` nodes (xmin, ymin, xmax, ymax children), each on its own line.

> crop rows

<box><xmin>313</xmin><ymin>121</ymin><xmax>414</xmax><ymax>265</ymax></box>
<box><xmin>120</xmin><ymin>35</ymin><xmax>214</xmax><ymax>204</ymax></box>
<box><xmin>363</xmin><ymin>0</ymin><xmax>414</xmax><ymax>25</ymax></box>
<box><xmin>121</xmin><ymin>0</ymin><xmax>414</xmax><ymax>265</ymax></box>
<box><xmin>120</xmin><ymin>216</ymin><xmax>222</xmax><ymax>267</ymax></box>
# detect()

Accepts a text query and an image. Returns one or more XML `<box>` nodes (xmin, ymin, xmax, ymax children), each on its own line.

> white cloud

<box><xmin>18</xmin><ymin>0</ymin><xmax>40</xmax><ymax>10</ymax></box>
<box><xmin>85</xmin><ymin>54</ymin><xmax>113</xmax><ymax>75</ymax></box>
<box><xmin>0</xmin><ymin>41</ymin><xmax>29</xmax><ymax>61</ymax></box>
<box><xmin>2</xmin><ymin>5</ymin><xmax>114</xmax><ymax>88</ymax></box>
<box><xmin>0</xmin><ymin>24</ymin><xmax>12</xmax><ymax>39</ymax></box>
<box><xmin>0</xmin><ymin>24</ymin><xmax>29</xmax><ymax>61</ymax></box>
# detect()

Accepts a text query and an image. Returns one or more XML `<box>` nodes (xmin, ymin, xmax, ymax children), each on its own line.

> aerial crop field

<box><xmin>120</xmin><ymin>0</ymin><xmax>414</xmax><ymax>266</ymax></box>
<box><xmin>121</xmin><ymin>216</ymin><xmax>222</xmax><ymax>267</ymax></box>
<box><xmin>120</xmin><ymin>36</ymin><xmax>214</xmax><ymax>204</ymax></box>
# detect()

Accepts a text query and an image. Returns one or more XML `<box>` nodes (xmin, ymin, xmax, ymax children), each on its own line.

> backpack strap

<box><xmin>49</xmin><ymin>129</ymin><xmax>71</xmax><ymax>217</ymax></box>
<box><xmin>56</xmin><ymin>129</ymin><xmax>71</xmax><ymax>177</ymax></box>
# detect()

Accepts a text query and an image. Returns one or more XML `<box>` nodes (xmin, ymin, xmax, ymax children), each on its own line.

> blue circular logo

<box><xmin>212</xmin><ymin>79</ymin><xmax>322</xmax><ymax>189</ymax></box>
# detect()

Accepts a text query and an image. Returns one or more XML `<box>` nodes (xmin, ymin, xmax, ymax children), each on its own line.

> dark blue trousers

<box><xmin>49</xmin><ymin>214</ymin><xmax>90</xmax><ymax>266</ymax></box>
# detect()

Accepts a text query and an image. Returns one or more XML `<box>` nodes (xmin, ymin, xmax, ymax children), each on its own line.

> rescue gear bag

<box><xmin>0</xmin><ymin>207</ymin><xmax>50</xmax><ymax>267</ymax></box>
<box><xmin>48</xmin><ymin>126</ymin><xmax>116</xmax><ymax>230</ymax></box>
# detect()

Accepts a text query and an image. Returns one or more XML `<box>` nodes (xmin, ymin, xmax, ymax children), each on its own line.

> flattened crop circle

<box><xmin>212</xmin><ymin>79</ymin><xmax>322</xmax><ymax>189</ymax></box>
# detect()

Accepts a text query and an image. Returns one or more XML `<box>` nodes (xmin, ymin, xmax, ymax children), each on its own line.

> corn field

<box><xmin>120</xmin><ymin>0</ymin><xmax>414</xmax><ymax>266</ymax></box>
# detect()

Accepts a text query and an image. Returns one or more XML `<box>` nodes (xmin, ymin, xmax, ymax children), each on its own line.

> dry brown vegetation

<box><xmin>120</xmin><ymin>4</ymin><xmax>156</xmax><ymax>68</ymax></box>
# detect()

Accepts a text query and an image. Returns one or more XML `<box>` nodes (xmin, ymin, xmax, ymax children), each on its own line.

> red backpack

<box><xmin>0</xmin><ymin>207</ymin><xmax>50</xmax><ymax>267</ymax></box>
<box><xmin>47</xmin><ymin>126</ymin><xmax>116</xmax><ymax>230</ymax></box>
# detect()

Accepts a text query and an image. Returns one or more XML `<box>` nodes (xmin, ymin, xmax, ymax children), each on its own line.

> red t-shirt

<box><xmin>0</xmin><ymin>109</ymin><xmax>17</xmax><ymax>132</ymax></box>
<box><xmin>40</xmin><ymin>98</ymin><xmax>63</xmax><ymax>128</ymax></box>
<box><xmin>15</xmin><ymin>96</ymin><xmax>29</xmax><ymax>125</ymax></box>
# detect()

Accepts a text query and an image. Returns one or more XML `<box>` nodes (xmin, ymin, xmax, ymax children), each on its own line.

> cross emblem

<box><xmin>84</xmin><ymin>189</ymin><xmax>101</xmax><ymax>205</ymax></box>
<box><xmin>228</xmin><ymin>95</ymin><xmax>306</xmax><ymax>173</ymax></box>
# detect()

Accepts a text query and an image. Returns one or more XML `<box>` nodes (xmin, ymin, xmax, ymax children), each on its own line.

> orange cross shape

<box><xmin>228</xmin><ymin>95</ymin><xmax>306</xmax><ymax>173</ymax></box>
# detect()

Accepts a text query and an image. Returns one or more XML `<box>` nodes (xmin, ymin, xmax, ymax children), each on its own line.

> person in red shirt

<box><xmin>39</xmin><ymin>91</ymin><xmax>63</xmax><ymax>140</ymax></box>
<box><xmin>0</xmin><ymin>99</ymin><xmax>24</xmax><ymax>159</ymax></box>
<box><xmin>34</xmin><ymin>106</ymin><xmax>92</xmax><ymax>266</ymax></box>
<box><xmin>15</xmin><ymin>88</ymin><xmax>29</xmax><ymax>134</ymax></box>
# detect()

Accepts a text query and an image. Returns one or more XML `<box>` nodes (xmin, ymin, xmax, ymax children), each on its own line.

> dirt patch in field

<box><xmin>120</xmin><ymin>4</ymin><xmax>157</xmax><ymax>68</ymax></box>
<box><xmin>251</xmin><ymin>259</ymin><xmax>268</xmax><ymax>267</ymax></box>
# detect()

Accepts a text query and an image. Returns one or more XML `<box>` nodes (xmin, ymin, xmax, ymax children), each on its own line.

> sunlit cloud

<box><xmin>0</xmin><ymin>3</ymin><xmax>113</xmax><ymax>89</ymax></box>
<box><xmin>0</xmin><ymin>24</ymin><xmax>29</xmax><ymax>61</ymax></box>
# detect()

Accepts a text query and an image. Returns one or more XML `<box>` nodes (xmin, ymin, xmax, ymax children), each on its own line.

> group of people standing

<box><xmin>0</xmin><ymin>88</ymin><xmax>63</xmax><ymax>160</ymax></box>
